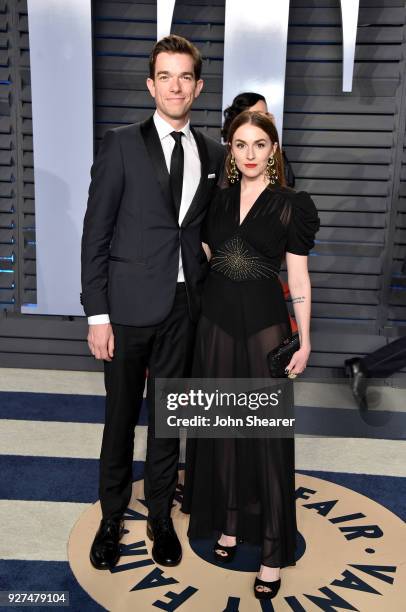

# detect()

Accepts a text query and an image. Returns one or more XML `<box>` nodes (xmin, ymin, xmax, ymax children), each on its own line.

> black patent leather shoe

<box><xmin>90</xmin><ymin>518</ymin><xmax>124</xmax><ymax>570</ymax></box>
<box><xmin>344</xmin><ymin>357</ymin><xmax>369</xmax><ymax>410</ymax></box>
<box><xmin>146</xmin><ymin>517</ymin><xmax>182</xmax><ymax>566</ymax></box>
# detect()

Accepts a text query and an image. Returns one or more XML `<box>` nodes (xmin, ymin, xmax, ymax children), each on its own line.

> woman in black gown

<box><xmin>181</xmin><ymin>111</ymin><xmax>320</xmax><ymax>600</ymax></box>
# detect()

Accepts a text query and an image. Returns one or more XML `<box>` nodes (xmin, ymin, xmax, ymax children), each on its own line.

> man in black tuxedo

<box><xmin>81</xmin><ymin>35</ymin><xmax>224</xmax><ymax>569</ymax></box>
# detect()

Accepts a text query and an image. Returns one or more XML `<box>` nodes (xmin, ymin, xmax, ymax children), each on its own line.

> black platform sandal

<box><xmin>213</xmin><ymin>541</ymin><xmax>237</xmax><ymax>563</ymax></box>
<box><xmin>254</xmin><ymin>576</ymin><xmax>281</xmax><ymax>600</ymax></box>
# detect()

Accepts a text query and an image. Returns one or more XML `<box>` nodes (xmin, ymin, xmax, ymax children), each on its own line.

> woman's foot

<box><xmin>213</xmin><ymin>533</ymin><xmax>237</xmax><ymax>563</ymax></box>
<box><xmin>258</xmin><ymin>565</ymin><xmax>280</xmax><ymax>581</ymax></box>
<box><xmin>218</xmin><ymin>534</ymin><xmax>237</xmax><ymax>547</ymax></box>
<box><xmin>254</xmin><ymin>565</ymin><xmax>281</xmax><ymax>600</ymax></box>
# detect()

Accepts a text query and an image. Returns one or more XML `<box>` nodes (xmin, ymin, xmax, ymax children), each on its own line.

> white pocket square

<box><xmin>208</xmin><ymin>173</ymin><xmax>216</xmax><ymax>179</ymax></box>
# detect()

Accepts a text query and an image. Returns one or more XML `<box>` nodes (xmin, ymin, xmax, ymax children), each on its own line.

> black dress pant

<box><xmin>100</xmin><ymin>284</ymin><xmax>195</xmax><ymax>520</ymax></box>
<box><xmin>362</xmin><ymin>336</ymin><xmax>406</xmax><ymax>378</ymax></box>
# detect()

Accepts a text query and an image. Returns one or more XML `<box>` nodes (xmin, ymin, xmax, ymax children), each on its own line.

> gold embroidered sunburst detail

<box><xmin>211</xmin><ymin>236</ymin><xmax>279</xmax><ymax>281</ymax></box>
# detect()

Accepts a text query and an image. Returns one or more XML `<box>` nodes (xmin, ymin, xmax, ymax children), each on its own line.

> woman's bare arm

<box><xmin>285</xmin><ymin>252</ymin><xmax>312</xmax><ymax>374</ymax></box>
<box><xmin>203</xmin><ymin>242</ymin><xmax>212</xmax><ymax>261</ymax></box>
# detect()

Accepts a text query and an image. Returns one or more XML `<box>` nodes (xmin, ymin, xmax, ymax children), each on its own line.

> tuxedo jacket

<box><xmin>81</xmin><ymin>116</ymin><xmax>225</xmax><ymax>326</ymax></box>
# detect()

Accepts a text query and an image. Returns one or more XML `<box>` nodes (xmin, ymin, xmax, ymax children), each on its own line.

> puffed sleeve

<box><xmin>286</xmin><ymin>191</ymin><xmax>320</xmax><ymax>255</ymax></box>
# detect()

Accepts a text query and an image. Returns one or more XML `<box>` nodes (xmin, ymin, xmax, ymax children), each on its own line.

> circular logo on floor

<box><xmin>68</xmin><ymin>473</ymin><xmax>405</xmax><ymax>611</ymax></box>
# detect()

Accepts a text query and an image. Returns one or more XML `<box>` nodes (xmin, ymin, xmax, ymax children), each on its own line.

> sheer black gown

<box><xmin>181</xmin><ymin>181</ymin><xmax>320</xmax><ymax>568</ymax></box>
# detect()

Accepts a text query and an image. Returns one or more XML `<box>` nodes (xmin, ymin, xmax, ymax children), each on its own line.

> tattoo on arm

<box><xmin>292</xmin><ymin>296</ymin><xmax>306</xmax><ymax>304</ymax></box>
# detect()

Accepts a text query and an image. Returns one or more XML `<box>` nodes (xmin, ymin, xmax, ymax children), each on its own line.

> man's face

<box><xmin>147</xmin><ymin>52</ymin><xmax>203</xmax><ymax>123</ymax></box>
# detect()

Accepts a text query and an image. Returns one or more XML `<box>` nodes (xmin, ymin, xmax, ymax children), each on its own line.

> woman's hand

<box><xmin>285</xmin><ymin>345</ymin><xmax>311</xmax><ymax>376</ymax></box>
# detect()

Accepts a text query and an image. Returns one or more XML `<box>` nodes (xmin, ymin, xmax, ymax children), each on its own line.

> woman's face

<box><xmin>248</xmin><ymin>100</ymin><xmax>267</xmax><ymax>114</ymax></box>
<box><xmin>231</xmin><ymin>123</ymin><xmax>278</xmax><ymax>181</ymax></box>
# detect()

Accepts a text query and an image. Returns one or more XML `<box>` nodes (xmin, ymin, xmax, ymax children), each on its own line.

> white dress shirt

<box><xmin>88</xmin><ymin>111</ymin><xmax>201</xmax><ymax>325</ymax></box>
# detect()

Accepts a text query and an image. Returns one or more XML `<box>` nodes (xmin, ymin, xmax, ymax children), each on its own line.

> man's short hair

<box><xmin>149</xmin><ymin>35</ymin><xmax>202</xmax><ymax>80</ymax></box>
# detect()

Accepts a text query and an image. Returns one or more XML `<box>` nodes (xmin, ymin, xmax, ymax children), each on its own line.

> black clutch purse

<box><xmin>267</xmin><ymin>334</ymin><xmax>300</xmax><ymax>378</ymax></box>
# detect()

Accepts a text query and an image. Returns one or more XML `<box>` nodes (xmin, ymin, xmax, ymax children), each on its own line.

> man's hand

<box><xmin>87</xmin><ymin>323</ymin><xmax>114</xmax><ymax>361</ymax></box>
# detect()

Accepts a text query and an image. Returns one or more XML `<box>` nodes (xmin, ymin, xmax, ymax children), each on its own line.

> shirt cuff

<box><xmin>88</xmin><ymin>314</ymin><xmax>110</xmax><ymax>325</ymax></box>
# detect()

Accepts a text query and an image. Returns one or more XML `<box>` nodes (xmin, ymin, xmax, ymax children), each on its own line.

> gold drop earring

<box><xmin>265</xmin><ymin>155</ymin><xmax>278</xmax><ymax>184</ymax></box>
<box><xmin>227</xmin><ymin>156</ymin><xmax>240</xmax><ymax>183</ymax></box>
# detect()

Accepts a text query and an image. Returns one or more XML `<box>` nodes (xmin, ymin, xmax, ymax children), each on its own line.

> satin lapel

<box><xmin>140</xmin><ymin>116</ymin><xmax>176</xmax><ymax>219</ymax></box>
<box><xmin>181</xmin><ymin>127</ymin><xmax>209</xmax><ymax>227</ymax></box>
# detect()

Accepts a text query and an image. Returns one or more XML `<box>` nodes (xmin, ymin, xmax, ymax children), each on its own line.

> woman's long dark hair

<box><xmin>225</xmin><ymin>110</ymin><xmax>286</xmax><ymax>188</ymax></box>
<box><xmin>222</xmin><ymin>92</ymin><xmax>266</xmax><ymax>142</ymax></box>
